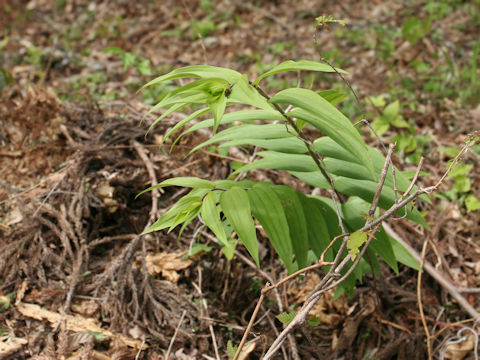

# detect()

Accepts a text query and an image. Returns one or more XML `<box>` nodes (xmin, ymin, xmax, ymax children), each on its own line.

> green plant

<box><xmin>138</xmin><ymin>60</ymin><xmax>428</xmax><ymax>300</ymax></box>
<box><xmin>369</xmin><ymin>95</ymin><xmax>409</xmax><ymax>136</ymax></box>
<box><xmin>437</xmin><ymin>147</ymin><xmax>480</xmax><ymax>212</ymax></box>
<box><xmin>0</xmin><ymin>36</ymin><xmax>13</xmax><ymax>91</ymax></box>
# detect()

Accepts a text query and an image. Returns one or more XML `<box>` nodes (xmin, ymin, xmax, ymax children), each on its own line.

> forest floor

<box><xmin>1</xmin><ymin>0</ymin><xmax>480</xmax><ymax>359</ymax></box>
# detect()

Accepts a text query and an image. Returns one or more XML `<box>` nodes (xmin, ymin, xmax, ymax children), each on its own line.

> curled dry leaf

<box><xmin>145</xmin><ymin>252</ymin><xmax>192</xmax><ymax>283</ymax></box>
<box><xmin>443</xmin><ymin>333</ymin><xmax>476</xmax><ymax>360</ymax></box>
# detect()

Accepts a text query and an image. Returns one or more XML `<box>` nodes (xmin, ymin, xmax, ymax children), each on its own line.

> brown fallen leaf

<box><xmin>146</xmin><ymin>252</ymin><xmax>192</xmax><ymax>283</ymax></box>
<box><xmin>0</xmin><ymin>336</ymin><xmax>28</xmax><ymax>357</ymax></box>
<box><xmin>443</xmin><ymin>333</ymin><xmax>476</xmax><ymax>360</ymax></box>
<box><xmin>15</xmin><ymin>302</ymin><xmax>146</xmax><ymax>350</ymax></box>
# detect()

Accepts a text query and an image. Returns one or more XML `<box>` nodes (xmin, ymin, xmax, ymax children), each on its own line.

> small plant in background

<box><xmin>0</xmin><ymin>37</ymin><xmax>13</xmax><ymax>91</ymax></box>
<box><xmin>438</xmin><ymin>146</ymin><xmax>480</xmax><ymax>212</ymax></box>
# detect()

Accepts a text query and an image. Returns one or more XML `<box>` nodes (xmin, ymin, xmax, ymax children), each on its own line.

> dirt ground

<box><xmin>1</xmin><ymin>0</ymin><xmax>480</xmax><ymax>359</ymax></box>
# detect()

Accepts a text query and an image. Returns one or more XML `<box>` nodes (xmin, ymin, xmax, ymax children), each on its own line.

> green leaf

<box><xmin>318</xmin><ymin>89</ymin><xmax>349</xmax><ymax>105</ymax></box>
<box><xmin>189</xmin><ymin>124</ymin><xmax>294</xmax><ymax>155</ymax></box>
<box><xmin>453</xmin><ymin>175</ymin><xmax>471</xmax><ymax>193</ymax></box>
<box><xmin>141</xmin><ymin>188</ymin><xmax>210</xmax><ymax>234</ymax></box>
<box><xmin>448</xmin><ymin>163</ymin><xmax>473</xmax><ymax>178</ymax></box>
<box><xmin>208</xmin><ymin>92</ymin><xmax>227</xmax><ymax>133</ymax></box>
<box><xmin>214</xmin><ymin>179</ymin><xmax>255</xmax><ymax>190</ymax></box>
<box><xmin>227</xmin><ymin>340</ymin><xmax>238</xmax><ymax>360</ymax></box>
<box><xmin>314</xmin><ymin>137</ymin><xmax>359</xmax><ymax>164</ymax></box>
<box><xmin>274</xmin><ymin>185</ymin><xmax>309</xmax><ymax>269</ymax></box>
<box><xmin>248</xmin><ymin>184</ymin><xmax>293</xmax><ymax>272</ymax></box>
<box><xmin>371</xmin><ymin>116</ymin><xmax>390</xmax><ymax>136</ymax></box>
<box><xmin>402</xmin><ymin>17</ymin><xmax>430</xmax><ymax>43</ymax></box>
<box><xmin>188</xmin><ymin>243</ymin><xmax>213</xmax><ymax>257</ymax></box>
<box><xmin>438</xmin><ymin>146</ymin><xmax>460</xmax><ymax>158</ymax></box>
<box><xmin>383</xmin><ymin>100</ymin><xmax>400</xmax><ymax>120</ymax></box>
<box><xmin>164</xmin><ymin>107</ymin><xmax>210</xmax><ymax>143</ymax></box>
<box><xmin>298</xmin><ymin>194</ymin><xmax>331</xmax><ymax>260</ymax></box>
<box><xmin>172</xmin><ymin>202</ymin><xmax>202</xmax><ymax>234</ymax></box>
<box><xmin>141</xmin><ymin>65</ymin><xmax>242</xmax><ymax>90</ymax></box>
<box><xmin>145</xmin><ymin>102</ymin><xmax>186</xmax><ymax>135</ymax></box>
<box><xmin>388</xmin><ymin>236</ymin><xmax>421</xmax><ymax>271</ymax></box>
<box><xmin>347</xmin><ymin>231</ymin><xmax>367</xmax><ymax>260</ymax></box>
<box><xmin>136</xmin><ymin>177</ymin><xmax>215</xmax><ymax>198</ymax></box>
<box><xmin>201</xmin><ymin>192</ymin><xmax>235</xmax><ymax>259</ymax></box>
<box><xmin>233</xmin><ymin>151</ymin><xmax>318</xmax><ymax>174</ymax></box>
<box><xmin>289</xmin><ymin>170</ymin><xmax>331</xmax><ymax>189</ymax></box>
<box><xmin>465</xmin><ymin>194</ymin><xmax>480</xmax><ymax>212</ymax></box>
<box><xmin>218</xmin><ymin>137</ymin><xmax>308</xmax><ymax>154</ymax></box>
<box><xmin>368</xmin><ymin>94</ymin><xmax>387</xmax><ymax>107</ymax></box>
<box><xmin>220</xmin><ymin>187</ymin><xmax>259</xmax><ymax>265</ymax></box>
<box><xmin>181</xmin><ymin>109</ymin><xmax>285</xmax><ymax>137</ymax></box>
<box><xmin>121</xmin><ymin>52</ymin><xmax>136</xmax><ymax>70</ymax></box>
<box><xmin>229</xmin><ymin>74</ymin><xmax>274</xmax><ymax>111</ymax></box>
<box><xmin>390</xmin><ymin>116</ymin><xmax>409</xmax><ymax>128</ymax></box>
<box><xmin>137</xmin><ymin>59</ymin><xmax>152</xmax><ymax>76</ymax></box>
<box><xmin>253</xmin><ymin>60</ymin><xmax>347</xmax><ymax>86</ymax></box>
<box><xmin>276</xmin><ymin>311</ymin><xmax>297</xmax><ymax>325</ymax></box>
<box><xmin>271</xmin><ymin>88</ymin><xmax>375</xmax><ymax>178</ymax></box>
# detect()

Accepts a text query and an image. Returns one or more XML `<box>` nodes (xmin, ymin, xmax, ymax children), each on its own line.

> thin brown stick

<box><xmin>379</xmin><ymin>319</ymin><xmax>412</xmax><ymax>334</ymax></box>
<box><xmin>418</xmin><ymin>239</ymin><xmax>432</xmax><ymax>360</ymax></box>
<box><xmin>232</xmin><ymin>292</ymin><xmax>265</xmax><ymax>360</ymax></box>
<box><xmin>369</xmin><ymin>143</ymin><xmax>395</xmax><ymax>218</ymax></box>
<box><xmin>193</xmin><ymin>266</ymin><xmax>220</xmax><ymax>360</ymax></box>
<box><xmin>319</xmin><ymin>233</ymin><xmax>349</xmax><ymax>262</ymax></box>
<box><xmin>165</xmin><ymin>310</ymin><xmax>187</xmax><ymax>360</ymax></box>
<box><xmin>403</xmin><ymin>156</ymin><xmax>424</xmax><ymax>196</ymax></box>
<box><xmin>132</xmin><ymin>140</ymin><xmax>159</xmax><ymax>224</ymax></box>
<box><xmin>263</xmin><ymin>261</ymin><xmax>333</xmax><ymax>294</ymax></box>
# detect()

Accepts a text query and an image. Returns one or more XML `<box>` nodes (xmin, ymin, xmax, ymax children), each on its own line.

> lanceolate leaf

<box><xmin>142</xmin><ymin>193</ymin><xmax>205</xmax><ymax>234</ymax></box>
<box><xmin>274</xmin><ymin>185</ymin><xmax>309</xmax><ymax>269</ymax></box>
<box><xmin>214</xmin><ymin>179</ymin><xmax>255</xmax><ymax>190</ymax></box>
<box><xmin>298</xmin><ymin>194</ymin><xmax>331</xmax><ymax>260</ymax></box>
<box><xmin>181</xmin><ymin>109</ymin><xmax>285</xmax><ymax>137</ymax></box>
<box><xmin>318</xmin><ymin>89</ymin><xmax>349</xmax><ymax>105</ymax></box>
<box><xmin>253</xmin><ymin>60</ymin><xmax>347</xmax><ymax>86</ymax></box>
<box><xmin>308</xmin><ymin>196</ymin><xmax>342</xmax><ymax>239</ymax></box>
<box><xmin>145</xmin><ymin>102</ymin><xmax>186</xmax><ymax>136</ymax></box>
<box><xmin>141</xmin><ymin>65</ymin><xmax>242</xmax><ymax>90</ymax></box>
<box><xmin>288</xmin><ymin>171</ymin><xmax>331</xmax><ymax>189</ymax></box>
<box><xmin>314</xmin><ymin>137</ymin><xmax>363</xmax><ymax>164</ymax></box>
<box><xmin>164</xmin><ymin>107</ymin><xmax>210</xmax><ymax>142</ymax></box>
<box><xmin>189</xmin><ymin>124</ymin><xmax>295</xmax><ymax>155</ymax></box>
<box><xmin>270</xmin><ymin>88</ymin><xmax>375</xmax><ymax>179</ymax></box>
<box><xmin>201</xmin><ymin>192</ymin><xmax>234</xmax><ymax>259</ymax></box>
<box><xmin>208</xmin><ymin>92</ymin><xmax>227</xmax><ymax>133</ymax></box>
<box><xmin>233</xmin><ymin>151</ymin><xmax>318</xmax><ymax>174</ymax></box>
<box><xmin>229</xmin><ymin>75</ymin><xmax>275</xmax><ymax>111</ymax></box>
<box><xmin>218</xmin><ymin>137</ymin><xmax>308</xmax><ymax>154</ymax></box>
<box><xmin>388</xmin><ymin>236</ymin><xmax>421</xmax><ymax>271</ymax></box>
<box><xmin>248</xmin><ymin>184</ymin><xmax>293</xmax><ymax>272</ymax></box>
<box><xmin>136</xmin><ymin>177</ymin><xmax>215</xmax><ymax>198</ymax></box>
<box><xmin>220</xmin><ymin>187</ymin><xmax>259</xmax><ymax>265</ymax></box>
